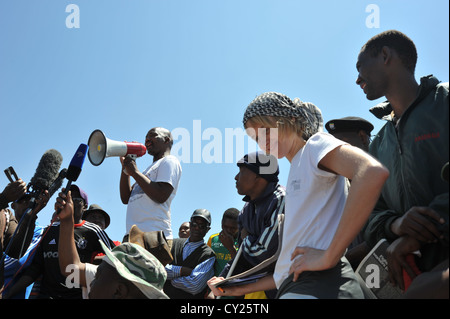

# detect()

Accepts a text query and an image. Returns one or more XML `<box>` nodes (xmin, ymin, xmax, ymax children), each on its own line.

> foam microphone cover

<box><xmin>66</xmin><ymin>144</ymin><xmax>88</xmax><ymax>182</ymax></box>
<box><xmin>29</xmin><ymin>149</ymin><xmax>63</xmax><ymax>193</ymax></box>
<box><xmin>47</xmin><ymin>168</ymin><xmax>67</xmax><ymax>198</ymax></box>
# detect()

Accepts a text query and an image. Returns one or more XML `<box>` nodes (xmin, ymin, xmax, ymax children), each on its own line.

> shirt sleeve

<box><xmin>241</xmin><ymin>196</ymin><xmax>284</xmax><ymax>266</ymax></box>
<box><xmin>154</xmin><ymin>156</ymin><xmax>181</xmax><ymax>188</ymax></box>
<box><xmin>169</xmin><ymin>256</ymin><xmax>215</xmax><ymax>295</ymax></box>
<box><xmin>165</xmin><ymin>264</ymin><xmax>182</xmax><ymax>280</ymax></box>
<box><xmin>307</xmin><ymin>132</ymin><xmax>347</xmax><ymax>177</ymax></box>
<box><xmin>83</xmin><ymin>263</ymin><xmax>99</xmax><ymax>299</ymax></box>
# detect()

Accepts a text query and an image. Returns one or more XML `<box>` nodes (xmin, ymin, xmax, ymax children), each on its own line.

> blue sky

<box><xmin>1</xmin><ymin>0</ymin><xmax>448</xmax><ymax>243</ymax></box>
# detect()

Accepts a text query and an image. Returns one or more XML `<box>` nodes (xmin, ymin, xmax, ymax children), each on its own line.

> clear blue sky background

<box><xmin>1</xmin><ymin>0</ymin><xmax>448</xmax><ymax>243</ymax></box>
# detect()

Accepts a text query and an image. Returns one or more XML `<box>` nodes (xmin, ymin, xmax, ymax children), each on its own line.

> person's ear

<box><xmin>381</xmin><ymin>46</ymin><xmax>392</xmax><ymax>65</ymax></box>
<box><xmin>358</xmin><ymin>130</ymin><xmax>371</xmax><ymax>151</ymax></box>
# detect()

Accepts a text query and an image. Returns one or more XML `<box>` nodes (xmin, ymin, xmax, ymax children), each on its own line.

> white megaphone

<box><xmin>87</xmin><ymin>129</ymin><xmax>147</xmax><ymax>166</ymax></box>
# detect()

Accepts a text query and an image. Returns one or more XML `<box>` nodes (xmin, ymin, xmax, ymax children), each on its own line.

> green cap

<box><xmin>99</xmin><ymin>240</ymin><xmax>169</xmax><ymax>299</ymax></box>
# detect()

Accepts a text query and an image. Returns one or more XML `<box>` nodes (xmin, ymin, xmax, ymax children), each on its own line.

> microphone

<box><xmin>55</xmin><ymin>144</ymin><xmax>88</xmax><ymax>216</ymax></box>
<box><xmin>23</xmin><ymin>149</ymin><xmax>63</xmax><ymax>215</ymax></box>
<box><xmin>27</xmin><ymin>149</ymin><xmax>63</xmax><ymax>197</ymax></box>
<box><xmin>63</xmin><ymin>143</ymin><xmax>88</xmax><ymax>192</ymax></box>
<box><xmin>2</xmin><ymin>149</ymin><xmax>62</xmax><ymax>260</ymax></box>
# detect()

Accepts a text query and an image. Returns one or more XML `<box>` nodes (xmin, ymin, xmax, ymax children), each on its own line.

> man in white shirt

<box><xmin>120</xmin><ymin>127</ymin><xmax>182</xmax><ymax>248</ymax></box>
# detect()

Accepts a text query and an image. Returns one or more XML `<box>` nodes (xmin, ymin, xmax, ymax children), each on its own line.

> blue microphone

<box><xmin>56</xmin><ymin>144</ymin><xmax>88</xmax><ymax>214</ymax></box>
<box><xmin>66</xmin><ymin>143</ymin><xmax>88</xmax><ymax>183</ymax></box>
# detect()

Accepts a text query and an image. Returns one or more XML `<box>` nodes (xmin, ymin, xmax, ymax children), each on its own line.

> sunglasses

<box><xmin>190</xmin><ymin>220</ymin><xmax>209</xmax><ymax>230</ymax></box>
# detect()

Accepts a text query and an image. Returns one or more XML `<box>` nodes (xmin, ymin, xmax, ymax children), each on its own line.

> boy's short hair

<box><xmin>361</xmin><ymin>30</ymin><xmax>417</xmax><ymax>74</ymax></box>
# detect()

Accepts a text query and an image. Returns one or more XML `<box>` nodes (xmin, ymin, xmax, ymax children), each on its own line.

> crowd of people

<box><xmin>1</xmin><ymin>30</ymin><xmax>448</xmax><ymax>300</ymax></box>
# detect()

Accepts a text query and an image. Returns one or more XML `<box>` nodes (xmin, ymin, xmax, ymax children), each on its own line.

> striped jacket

<box><xmin>238</xmin><ymin>182</ymin><xmax>285</xmax><ymax>271</ymax></box>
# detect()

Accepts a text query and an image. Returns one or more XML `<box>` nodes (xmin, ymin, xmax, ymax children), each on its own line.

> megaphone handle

<box><xmin>122</xmin><ymin>154</ymin><xmax>137</xmax><ymax>175</ymax></box>
<box><xmin>127</xmin><ymin>154</ymin><xmax>137</xmax><ymax>160</ymax></box>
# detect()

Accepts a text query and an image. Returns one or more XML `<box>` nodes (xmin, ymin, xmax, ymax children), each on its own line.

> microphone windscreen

<box><xmin>29</xmin><ymin>149</ymin><xmax>63</xmax><ymax>193</ymax></box>
<box><xmin>47</xmin><ymin>168</ymin><xmax>67</xmax><ymax>198</ymax></box>
<box><xmin>66</xmin><ymin>144</ymin><xmax>88</xmax><ymax>181</ymax></box>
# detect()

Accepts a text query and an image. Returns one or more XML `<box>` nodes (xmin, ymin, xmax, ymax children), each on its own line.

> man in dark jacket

<box><xmin>164</xmin><ymin>209</ymin><xmax>215</xmax><ymax>299</ymax></box>
<box><xmin>356</xmin><ymin>30</ymin><xmax>448</xmax><ymax>294</ymax></box>
<box><xmin>219</xmin><ymin>151</ymin><xmax>285</xmax><ymax>299</ymax></box>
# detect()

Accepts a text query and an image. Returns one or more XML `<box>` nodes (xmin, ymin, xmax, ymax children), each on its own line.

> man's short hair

<box><xmin>361</xmin><ymin>30</ymin><xmax>417</xmax><ymax>74</ymax></box>
<box><xmin>222</xmin><ymin>208</ymin><xmax>239</xmax><ymax>221</ymax></box>
<box><xmin>152</xmin><ymin>127</ymin><xmax>174</xmax><ymax>149</ymax></box>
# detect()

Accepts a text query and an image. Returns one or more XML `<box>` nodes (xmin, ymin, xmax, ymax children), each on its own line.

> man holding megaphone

<box><xmin>119</xmin><ymin>127</ymin><xmax>182</xmax><ymax>249</ymax></box>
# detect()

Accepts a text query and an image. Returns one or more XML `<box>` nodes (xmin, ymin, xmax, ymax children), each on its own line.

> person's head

<box><xmin>83</xmin><ymin>204</ymin><xmax>110</xmax><ymax>230</ymax></box>
<box><xmin>11</xmin><ymin>193</ymin><xmax>34</xmax><ymax>220</ymax></box>
<box><xmin>356</xmin><ymin>30</ymin><xmax>417</xmax><ymax>100</ymax></box>
<box><xmin>325</xmin><ymin>116</ymin><xmax>374</xmax><ymax>152</ymax></box>
<box><xmin>235</xmin><ymin>151</ymin><xmax>279</xmax><ymax>200</ymax></box>
<box><xmin>88</xmin><ymin>242</ymin><xmax>168</xmax><ymax>299</ymax></box>
<box><xmin>145</xmin><ymin>127</ymin><xmax>173</xmax><ymax>159</ymax></box>
<box><xmin>221</xmin><ymin>208</ymin><xmax>239</xmax><ymax>238</ymax></box>
<box><xmin>189</xmin><ymin>209</ymin><xmax>211</xmax><ymax>242</ymax></box>
<box><xmin>69</xmin><ymin>185</ymin><xmax>88</xmax><ymax>222</ymax></box>
<box><xmin>178</xmin><ymin>221</ymin><xmax>190</xmax><ymax>238</ymax></box>
<box><xmin>243</xmin><ymin>92</ymin><xmax>323</xmax><ymax>160</ymax></box>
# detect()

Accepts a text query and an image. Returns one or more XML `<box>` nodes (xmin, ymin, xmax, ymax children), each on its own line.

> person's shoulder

<box><xmin>163</xmin><ymin>154</ymin><xmax>181</xmax><ymax>163</ymax></box>
<box><xmin>161</xmin><ymin>155</ymin><xmax>182</xmax><ymax>169</ymax></box>
<box><xmin>306</xmin><ymin>131</ymin><xmax>345</xmax><ymax>150</ymax></box>
<box><xmin>173</xmin><ymin>237</ymin><xmax>188</xmax><ymax>245</ymax></box>
<box><xmin>436</xmin><ymin>81</ymin><xmax>449</xmax><ymax>93</ymax></box>
<box><xmin>208</xmin><ymin>233</ymin><xmax>220</xmax><ymax>241</ymax></box>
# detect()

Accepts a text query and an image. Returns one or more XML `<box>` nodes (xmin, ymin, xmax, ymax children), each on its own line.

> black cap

<box><xmin>83</xmin><ymin>204</ymin><xmax>110</xmax><ymax>229</ymax></box>
<box><xmin>190</xmin><ymin>208</ymin><xmax>211</xmax><ymax>225</ymax></box>
<box><xmin>237</xmin><ymin>151</ymin><xmax>279</xmax><ymax>182</ymax></box>
<box><xmin>325</xmin><ymin>116</ymin><xmax>374</xmax><ymax>135</ymax></box>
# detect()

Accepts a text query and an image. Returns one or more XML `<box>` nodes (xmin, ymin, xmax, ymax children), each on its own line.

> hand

<box><xmin>207</xmin><ymin>277</ymin><xmax>225</xmax><ymax>296</ymax></box>
<box><xmin>386</xmin><ymin>236</ymin><xmax>421</xmax><ymax>290</ymax></box>
<box><xmin>240</xmin><ymin>228</ymin><xmax>249</xmax><ymax>240</ymax></box>
<box><xmin>289</xmin><ymin>246</ymin><xmax>337</xmax><ymax>282</ymax></box>
<box><xmin>54</xmin><ymin>189</ymin><xmax>74</xmax><ymax>223</ymax></box>
<box><xmin>122</xmin><ymin>156</ymin><xmax>138</xmax><ymax>177</ymax></box>
<box><xmin>219</xmin><ymin>230</ymin><xmax>236</xmax><ymax>252</ymax></box>
<box><xmin>207</xmin><ymin>276</ymin><xmax>242</xmax><ymax>297</ymax></box>
<box><xmin>31</xmin><ymin>190</ymin><xmax>49</xmax><ymax>216</ymax></box>
<box><xmin>1</xmin><ymin>179</ymin><xmax>27</xmax><ymax>203</ymax></box>
<box><xmin>390</xmin><ymin>206</ymin><xmax>445</xmax><ymax>243</ymax></box>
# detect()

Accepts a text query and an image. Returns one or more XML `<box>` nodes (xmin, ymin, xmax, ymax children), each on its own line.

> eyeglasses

<box><xmin>190</xmin><ymin>220</ymin><xmax>209</xmax><ymax>230</ymax></box>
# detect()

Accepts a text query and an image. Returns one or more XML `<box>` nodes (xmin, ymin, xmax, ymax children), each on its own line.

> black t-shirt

<box><xmin>24</xmin><ymin>220</ymin><xmax>115</xmax><ymax>299</ymax></box>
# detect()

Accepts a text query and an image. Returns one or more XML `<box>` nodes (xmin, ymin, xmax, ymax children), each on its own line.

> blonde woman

<box><xmin>208</xmin><ymin>92</ymin><xmax>389</xmax><ymax>299</ymax></box>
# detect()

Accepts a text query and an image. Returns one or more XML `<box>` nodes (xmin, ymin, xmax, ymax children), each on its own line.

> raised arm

<box><xmin>55</xmin><ymin>190</ymin><xmax>86</xmax><ymax>287</ymax></box>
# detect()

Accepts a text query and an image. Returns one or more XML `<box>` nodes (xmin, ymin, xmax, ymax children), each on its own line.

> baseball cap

<box><xmin>190</xmin><ymin>208</ymin><xmax>212</xmax><ymax>225</ymax></box>
<box><xmin>83</xmin><ymin>204</ymin><xmax>110</xmax><ymax>229</ymax></box>
<box><xmin>70</xmin><ymin>184</ymin><xmax>88</xmax><ymax>206</ymax></box>
<box><xmin>237</xmin><ymin>151</ymin><xmax>279</xmax><ymax>182</ymax></box>
<box><xmin>99</xmin><ymin>240</ymin><xmax>169</xmax><ymax>299</ymax></box>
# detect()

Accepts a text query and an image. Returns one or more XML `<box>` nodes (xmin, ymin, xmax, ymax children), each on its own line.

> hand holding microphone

<box><xmin>54</xmin><ymin>143</ymin><xmax>88</xmax><ymax>216</ymax></box>
<box><xmin>54</xmin><ymin>188</ymin><xmax>74</xmax><ymax>224</ymax></box>
<box><xmin>0</xmin><ymin>179</ymin><xmax>27</xmax><ymax>209</ymax></box>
